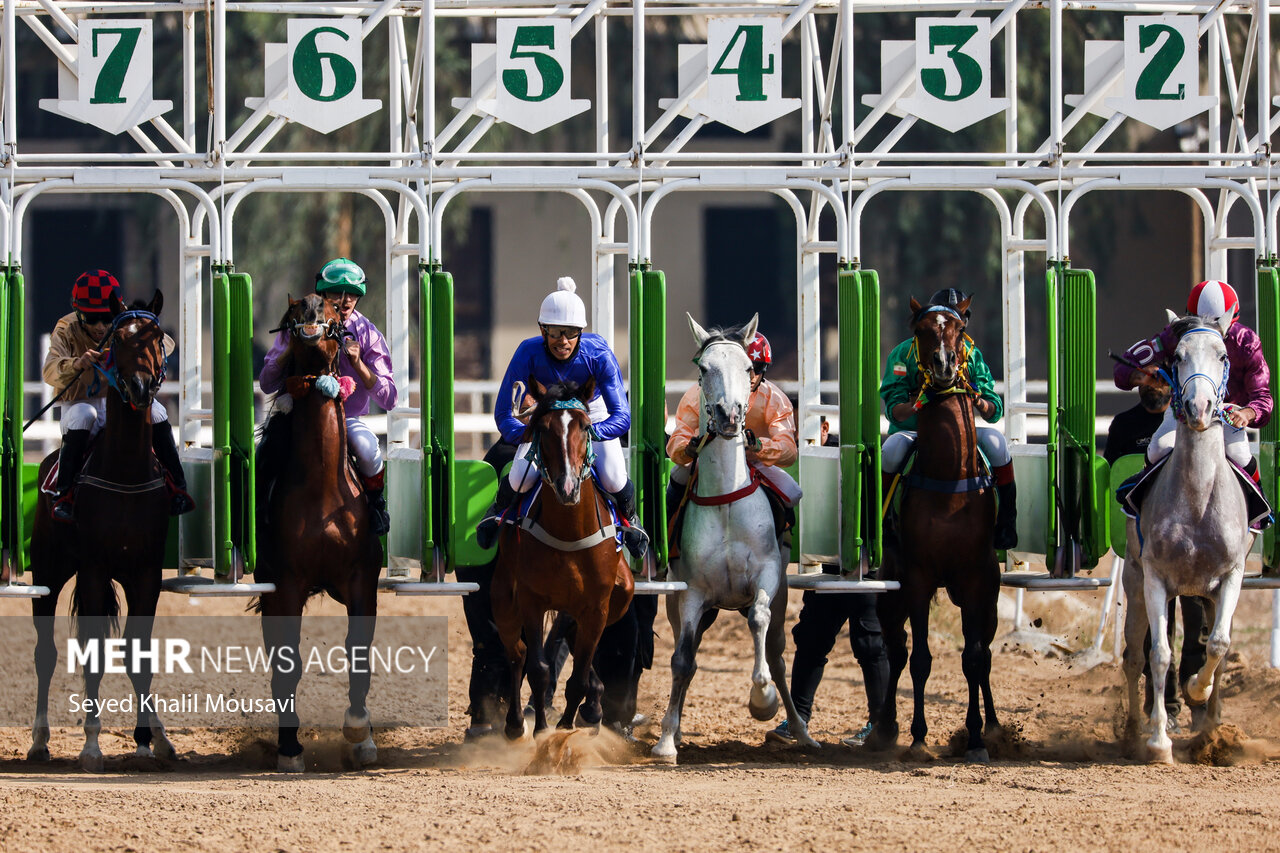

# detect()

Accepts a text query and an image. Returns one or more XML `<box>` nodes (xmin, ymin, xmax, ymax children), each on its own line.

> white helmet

<box><xmin>538</xmin><ymin>276</ymin><xmax>587</xmax><ymax>328</ymax></box>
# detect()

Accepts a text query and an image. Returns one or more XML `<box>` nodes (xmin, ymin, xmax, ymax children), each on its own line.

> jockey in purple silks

<box><xmin>259</xmin><ymin>258</ymin><xmax>398</xmax><ymax>535</ymax></box>
<box><xmin>1114</xmin><ymin>279</ymin><xmax>1272</xmax><ymax>475</ymax></box>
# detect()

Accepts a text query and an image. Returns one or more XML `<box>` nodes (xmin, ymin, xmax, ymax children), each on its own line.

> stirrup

<box><xmin>51</xmin><ymin>493</ymin><xmax>75</xmax><ymax>523</ymax></box>
<box><xmin>170</xmin><ymin>489</ymin><xmax>196</xmax><ymax>517</ymax></box>
<box><xmin>621</xmin><ymin>525</ymin><xmax>649</xmax><ymax>559</ymax></box>
<box><xmin>476</xmin><ymin>512</ymin><xmax>502</xmax><ymax>550</ymax></box>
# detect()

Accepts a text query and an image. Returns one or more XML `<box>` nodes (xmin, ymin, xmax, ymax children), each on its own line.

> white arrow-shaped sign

<box><xmin>860</xmin><ymin>40</ymin><xmax>915</xmax><ymax>119</ymax></box>
<box><xmin>246</xmin><ymin>19</ymin><xmax>381</xmax><ymax>135</ymax></box>
<box><xmin>1104</xmin><ymin>15</ymin><xmax>1215</xmax><ymax>131</ymax></box>
<box><xmin>462</xmin><ymin>19</ymin><xmax>588</xmax><ymax>135</ymax></box>
<box><xmin>898</xmin><ymin>18</ymin><xmax>1007</xmax><ymax>133</ymax></box>
<box><xmin>1064</xmin><ymin>40</ymin><xmax>1124</xmax><ymax>119</ymax></box>
<box><xmin>686</xmin><ymin>17</ymin><xmax>799</xmax><ymax>133</ymax></box>
<box><xmin>39</xmin><ymin>20</ymin><xmax>172</xmax><ymax>135</ymax></box>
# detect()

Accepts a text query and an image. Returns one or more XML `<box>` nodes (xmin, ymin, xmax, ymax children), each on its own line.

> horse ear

<box><xmin>287</xmin><ymin>294</ymin><xmax>297</xmax><ymax>306</ymax></box>
<box><xmin>956</xmin><ymin>296</ymin><xmax>972</xmax><ymax>318</ymax></box>
<box><xmin>1165</xmin><ymin>308</ymin><xmax>1180</xmax><ymax>326</ymax></box>
<box><xmin>687</xmin><ymin>313</ymin><xmax>710</xmax><ymax>350</ymax></box>
<box><xmin>109</xmin><ymin>290</ymin><xmax>125</xmax><ymax>318</ymax></box>
<box><xmin>578</xmin><ymin>377</ymin><xmax>596</xmax><ymax>403</ymax></box>
<box><xmin>148</xmin><ymin>288</ymin><xmax>163</xmax><ymax>317</ymax></box>
<box><xmin>531</xmin><ymin>377</ymin><xmax>548</xmax><ymax>399</ymax></box>
<box><xmin>740</xmin><ymin>313</ymin><xmax>759</xmax><ymax>346</ymax></box>
<box><xmin>909</xmin><ymin>296</ymin><xmax>923</xmax><ymax>315</ymax></box>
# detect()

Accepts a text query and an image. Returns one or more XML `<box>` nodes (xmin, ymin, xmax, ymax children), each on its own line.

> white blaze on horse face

<box><xmin>558</xmin><ymin>411</ymin><xmax>575</xmax><ymax>496</ymax></box>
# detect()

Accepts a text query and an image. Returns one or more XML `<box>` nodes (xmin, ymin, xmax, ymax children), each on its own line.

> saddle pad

<box><xmin>1118</xmin><ymin>456</ymin><xmax>1273</xmax><ymax>531</ymax></box>
<box><xmin>504</xmin><ymin>478</ymin><xmax>623</xmax><ymax>549</ymax></box>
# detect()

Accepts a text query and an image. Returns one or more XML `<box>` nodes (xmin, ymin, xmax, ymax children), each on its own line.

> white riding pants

<box><xmin>60</xmin><ymin>398</ymin><xmax>168</xmax><ymax>434</ymax></box>
<box><xmin>508</xmin><ymin>396</ymin><xmax>628</xmax><ymax>493</ymax></box>
<box><xmin>346</xmin><ymin>417</ymin><xmax>384</xmax><ymax>478</ymax></box>
<box><xmin>1146</xmin><ymin>407</ymin><xmax>1251</xmax><ymax>467</ymax></box>
<box><xmin>882</xmin><ymin>427</ymin><xmax>1011</xmax><ymax>473</ymax></box>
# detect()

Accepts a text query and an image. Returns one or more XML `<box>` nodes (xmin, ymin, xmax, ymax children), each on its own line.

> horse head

<box><xmin>909</xmin><ymin>294</ymin><xmax>972</xmax><ymax>390</ymax></box>
<box><xmin>1166</xmin><ymin>310</ymin><xmax>1229</xmax><ymax>432</ymax></box>
<box><xmin>275</xmin><ymin>293</ymin><xmax>342</xmax><ymax>375</ymax></box>
<box><xmin>687</xmin><ymin>312</ymin><xmax>758</xmax><ymax>437</ymax></box>
<box><xmin>523</xmin><ymin>378</ymin><xmax>597</xmax><ymax>505</ymax></box>
<box><xmin>103</xmin><ymin>289</ymin><xmax>167</xmax><ymax>411</ymax></box>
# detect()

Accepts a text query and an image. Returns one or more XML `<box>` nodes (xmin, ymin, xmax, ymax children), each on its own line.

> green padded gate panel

<box><xmin>0</xmin><ymin>269</ymin><xmax>24</xmax><ymax>575</ymax></box>
<box><xmin>640</xmin><ymin>269</ymin><xmax>667</xmax><ymax>568</ymax></box>
<box><xmin>453</xmin><ymin>459</ymin><xmax>497</xmax><ymax>567</ymax></box>
<box><xmin>1108</xmin><ymin>453</ymin><xmax>1145</xmax><ymax>559</ymax></box>
<box><xmin>858</xmin><ymin>270</ymin><xmax>882</xmax><ymax>569</ymax></box>
<box><xmin>228</xmin><ymin>272</ymin><xmax>256</xmax><ymax>574</ymax></box>
<box><xmin>419</xmin><ymin>267</ymin><xmax>434</xmax><ymax>564</ymax></box>
<box><xmin>837</xmin><ymin>268</ymin><xmax>862</xmax><ymax>569</ymax></box>
<box><xmin>1258</xmin><ymin>266</ymin><xmax>1279</xmax><ymax>569</ymax></box>
<box><xmin>420</xmin><ymin>265</ymin><xmax>456</xmax><ymax>573</ymax></box>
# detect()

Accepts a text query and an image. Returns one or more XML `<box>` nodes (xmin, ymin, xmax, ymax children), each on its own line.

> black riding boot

<box><xmin>152</xmin><ymin>420</ymin><xmax>196</xmax><ymax>516</ymax></box>
<box><xmin>609</xmin><ymin>480</ymin><xmax>649</xmax><ymax>559</ymax></box>
<box><xmin>361</xmin><ymin>469</ymin><xmax>391</xmax><ymax>537</ymax></box>
<box><xmin>880</xmin><ymin>471</ymin><xmax>898</xmax><ymax>547</ymax></box>
<box><xmin>51</xmin><ymin>428</ymin><xmax>92</xmax><ymax>522</ymax></box>
<box><xmin>994</xmin><ymin>480</ymin><xmax>1018</xmax><ymax>551</ymax></box>
<box><xmin>476</xmin><ymin>478</ymin><xmax>518</xmax><ymax>550</ymax></box>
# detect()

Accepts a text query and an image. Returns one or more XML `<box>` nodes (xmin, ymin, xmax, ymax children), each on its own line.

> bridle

<box><xmin>909</xmin><ymin>305</ymin><xmax>975</xmax><ymax>408</ymax></box>
<box><xmin>524</xmin><ymin>398</ymin><xmax>601</xmax><ymax>490</ymax></box>
<box><xmin>88</xmin><ymin>309</ymin><xmax>167</xmax><ymax>411</ymax></box>
<box><xmin>1162</xmin><ymin>326</ymin><xmax>1229</xmax><ymax>424</ymax></box>
<box><xmin>694</xmin><ymin>338</ymin><xmax>751</xmax><ymax>437</ymax></box>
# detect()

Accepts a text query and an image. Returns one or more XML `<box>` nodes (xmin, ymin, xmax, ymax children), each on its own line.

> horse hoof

<box><xmin>78</xmin><ymin>750</ymin><xmax>104</xmax><ymax>773</ymax></box>
<box><xmin>504</xmin><ymin>721</ymin><xmax>527</xmax><ymax>741</ymax></box>
<box><xmin>905</xmin><ymin>742</ymin><xmax>935</xmax><ymax>763</ymax></box>
<box><xmin>152</xmin><ymin>737</ymin><xmax>176</xmax><ymax>761</ymax></box>
<box><xmin>650</xmin><ymin>743</ymin><xmax>678</xmax><ymax>764</ymax></box>
<box><xmin>342</xmin><ymin>710</ymin><xmax>372</xmax><ymax>744</ymax></box>
<box><xmin>345</xmin><ymin>740</ymin><xmax>377</xmax><ymax>769</ymax></box>
<box><xmin>135</xmin><ymin>745</ymin><xmax>155</xmax><ymax>759</ymax></box>
<box><xmin>748</xmin><ymin>684</ymin><xmax>780</xmax><ymax>721</ymax></box>
<box><xmin>277</xmin><ymin>753</ymin><xmax>305</xmax><ymax>773</ymax></box>
<box><xmin>1187</xmin><ymin>682</ymin><xmax>1212</xmax><ymax>705</ymax></box>
<box><xmin>965</xmin><ymin>748</ymin><xmax>991</xmax><ymax>765</ymax></box>
<box><xmin>1148</xmin><ymin>742</ymin><xmax>1174</xmax><ymax>765</ymax></box>
<box><xmin>26</xmin><ymin>745</ymin><xmax>49</xmax><ymax>762</ymax></box>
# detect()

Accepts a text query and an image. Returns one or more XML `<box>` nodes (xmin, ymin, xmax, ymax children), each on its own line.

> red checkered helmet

<box><xmin>746</xmin><ymin>332</ymin><xmax>772</xmax><ymax>366</ymax></box>
<box><xmin>1187</xmin><ymin>280</ymin><xmax>1239</xmax><ymax>331</ymax></box>
<box><xmin>71</xmin><ymin>270</ymin><xmax>120</xmax><ymax>313</ymax></box>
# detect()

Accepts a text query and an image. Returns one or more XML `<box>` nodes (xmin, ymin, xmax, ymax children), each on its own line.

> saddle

<box><xmin>39</xmin><ymin>435</ymin><xmax>166</xmax><ymax>496</ymax></box>
<box><xmin>1115</xmin><ymin>457</ymin><xmax>1273</xmax><ymax>532</ymax></box>
<box><xmin>668</xmin><ymin>465</ymin><xmax>791</xmax><ymax>561</ymax></box>
<box><xmin>499</xmin><ymin>480</ymin><xmax>625</xmax><ymax>553</ymax></box>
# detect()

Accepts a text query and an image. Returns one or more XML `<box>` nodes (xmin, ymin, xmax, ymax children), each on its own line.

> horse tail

<box><xmin>69</xmin><ymin>572</ymin><xmax>121</xmax><ymax>643</ymax></box>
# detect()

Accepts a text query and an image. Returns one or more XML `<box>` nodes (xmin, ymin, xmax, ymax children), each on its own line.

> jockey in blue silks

<box><xmin>477</xmin><ymin>276</ymin><xmax>648</xmax><ymax>558</ymax></box>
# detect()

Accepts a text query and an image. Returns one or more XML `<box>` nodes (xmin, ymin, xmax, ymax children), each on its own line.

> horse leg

<box><xmin>1142</xmin><ymin>572</ymin><xmax>1174</xmax><ymax>764</ymax></box>
<box><xmin>1120</xmin><ymin>553</ymin><xmax>1148</xmax><ymax>746</ymax></box>
<box><xmin>765</xmin><ymin>585</ymin><xmax>819</xmax><ymax>749</ymax></box>
<box><xmin>261</xmin><ymin>584</ymin><xmax>306</xmax><ymax>772</ymax></box>
<box><xmin>959</xmin><ymin>604</ymin><xmax>991</xmax><ymax>763</ymax></box>
<box><xmin>523</xmin><ymin>610</ymin><xmax>552</xmax><ymax>735</ymax></box>
<box><xmin>745</xmin><ymin>586</ymin><xmax>780</xmax><ymax>722</ymax></box>
<box><xmin>652</xmin><ymin>590</ymin><xmax>708</xmax><ymax>762</ymax></box>
<box><xmin>74</xmin><ymin>583</ymin><xmax>116</xmax><ymax>773</ymax></box>
<box><xmin>341</xmin><ymin>587</ymin><xmax>378</xmax><ymax>769</ymax></box>
<box><xmin>558</xmin><ymin>612</ymin><xmax>606</xmax><ymax>730</ymax></box>
<box><xmin>870</xmin><ymin>588</ymin><xmax>908</xmax><ymax>751</ymax></box>
<box><xmin>906</xmin><ymin>596</ymin><xmax>933</xmax><ymax>753</ymax></box>
<box><xmin>121</xmin><ymin>577</ymin><xmax>174</xmax><ymax>760</ymax></box>
<box><xmin>978</xmin><ymin>575</ymin><xmax>1000</xmax><ymax>736</ymax></box>
<box><xmin>1187</xmin><ymin>571</ymin><xmax>1243</xmax><ymax>723</ymax></box>
<box><xmin>28</xmin><ymin>576</ymin><xmax>69</xmax><ymax>762</ymax></box>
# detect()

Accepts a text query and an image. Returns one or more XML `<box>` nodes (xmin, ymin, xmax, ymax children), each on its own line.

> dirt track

<box><xmin>1</xmin><ymin>574</ymin><xmax>1279</xmax><ymax>852</ymax></box>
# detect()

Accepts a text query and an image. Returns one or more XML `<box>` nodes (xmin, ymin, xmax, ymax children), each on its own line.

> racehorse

<box><xmin>1121</xmin><ymin>312</ymin><xmax>1252</xmax><ymax>763</ymax></box>
<box><xmin>652</xmin><ymin>314</ymin><xmax>817</xmax><ymax>762</ymax></box>
<box><xmin>255</xmin><ymin>294</ymin><xmax>383</xmax><ymax>771</ymax></box>
<box><xmin>491</xmin><ymin>378</ymin><xmax>634</xmax><ymax>739</ymax></box>
<box><xmin>872</xmin><ymin>295</ymin><xmax>1001</xmax><ymax>762</ymax></box>
<box><xmin>28</xmin><ymin>291</ymin><xmax>177</xmax><ymax>771</ymax></box>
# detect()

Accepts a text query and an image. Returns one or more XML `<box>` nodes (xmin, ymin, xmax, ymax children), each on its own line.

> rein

<box><xmin>908</xmin><ymin>326</ymin><xmax>976</xmax><ymax>411</ymax></box>
<box><xmin>87</xmin><ymin>309</ymin><xmax>167</xmax><ymax>409</ymax></box>
<box><xmin>523</xmin><ymin>398</ymin><xmax>601</xmax><ymax>488</ymax></box>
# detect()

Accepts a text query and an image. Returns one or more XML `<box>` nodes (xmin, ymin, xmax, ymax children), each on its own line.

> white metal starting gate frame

<box><xmin>2</xmin><ymin>0</ymin><xmax>1280</xmax><ymax>663</ymax></box>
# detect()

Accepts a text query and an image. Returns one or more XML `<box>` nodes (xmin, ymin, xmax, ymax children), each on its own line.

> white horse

<box><xmin>1122</xmin><ymin>312</ymin><xmax>1253</xmax><ymax>763</ymax></box>
<box><xmin>652</xmin><ymin>314</ymin><xmax>817</xmax><ymax>762</ymax></box>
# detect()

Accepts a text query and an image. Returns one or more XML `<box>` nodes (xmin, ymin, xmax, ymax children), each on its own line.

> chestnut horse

<box><xmin>28</xmin><ymin>291</ymin><xmax>177</xmax><ymax>771</ymax></box>
<box><xmin>255</xmin><ymin>294</ymin><xmax>382</xmax><ymax>771</ymax></box>
<box><xmin>491</xmin><ymin>379</ymin><xmax>634</xmax><ymax>739</ymax></box>
<box><xmin>873</xmin><ymin>295</ymin><xmax>1001</xmax><ymax>762</ymax></box>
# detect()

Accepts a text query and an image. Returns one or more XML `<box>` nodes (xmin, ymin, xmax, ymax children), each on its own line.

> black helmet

<box><xmin>928</xmin><ymin>288</ymin><xmax>971</xmax><ymax>321</ymax></box>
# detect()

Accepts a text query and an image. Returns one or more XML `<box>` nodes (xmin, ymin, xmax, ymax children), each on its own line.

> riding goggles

<box><xmin>542</xmin><ymin>324</ymin><xmax>583</xmax><ymax>341</ymax></box>
<box><xmin>314</xmin><ymin>258</ymin><xmax>367</xmax><ymax>296</ymax></box>
<box><xmin>77</xmin><ymin>310</ymin><xmax>112</xmax><ymax>328</ymax></box>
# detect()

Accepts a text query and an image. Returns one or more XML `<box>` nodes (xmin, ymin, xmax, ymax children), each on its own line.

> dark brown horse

<box><xmin>873</xmin><ymin>295</ymin><xmax>1001</xmax><ymax>762</ymax></box>
<box><xmin>491</xmin><ymin>379</ymin><xmax>634</xmax><ymax>739</ymax></box>
<box><xmin>28</xmin><ymin>291</ymin><xmax>176</xmax><ymax>771</ymax></box>
<box><xmin>255</xmin><ymin>294</ymin><xmax>382</xmax><ymax>772</ymax></box>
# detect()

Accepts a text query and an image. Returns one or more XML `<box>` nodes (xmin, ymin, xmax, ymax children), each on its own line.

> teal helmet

<box><xmin>315</xmin><ymin>257</ymin><xmax>367</xmax><ymax>296</ymax></box>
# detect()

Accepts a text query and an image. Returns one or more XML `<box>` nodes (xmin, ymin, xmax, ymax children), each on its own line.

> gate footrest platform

<box><xmin>0</xmin><ymin>583</ymin><xmax>50</xmax><ymax>598</ymax></box>
<box><xmin>387</xmin><ymin>581</ymin><xmax>480</xmax><ymax>596</ymax></box>
<box><xmin>1242</xmin><ymin>573</ymin><xmax>1280</xmax><ymax>590</ymax></box>
<box><xmin>786</xmin><ymin>575</ymin><xmax>900</xmax><ymax>593</ymax></box>
<box><xmin>162</xmin><ymin>575</ymin><xmax>277</xmax><ymax>596</ymax></box>
<box><xmin>633</xmin><ymin>581</ymin><xmax>688</xmax><ymax>595</ymax></box>
<box><xmin>1000</xmin><ymin>572</ymin><xmax>1110</xmax><ymax>591</ymax></box>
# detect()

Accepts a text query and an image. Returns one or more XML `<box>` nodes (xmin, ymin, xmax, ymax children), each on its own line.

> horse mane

<box><xmin>1171</xmin><ymin>314</ymin><xmax>1213</xmax><ymax>339</ymax></box>
<box><xmin>695</xmin><ymin>324</ymin><xmax>750</xmax><ymax>357</ymax></box>
<box><xmin>520</xmin><ymin>381</ymin><xmax>591</xmax><ymax>443</ymax></box>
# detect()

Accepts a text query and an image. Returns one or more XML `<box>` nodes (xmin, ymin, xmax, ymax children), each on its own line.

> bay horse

<box><xmin>872</xmin><ymin>295</ymin><xmax>1001</xmax><ymax>762</ymax></box>
<box><xmin>1121</xmin><ymin>313</ymin><xmax>1252</xmax><ymax>763</ymax></box>
<box><xmin>255</xmin><ymin>294</ymin><xmax>382</xmax><ymax>771</ymax></box>
<box><xmin>651</xmin><ymin>315</ymin><xmax>817</xmax><ymax>763</ymax></box>
<box><xmin>28</xmin><ymin>290</ymin><xmax>177</xmax><ymax>771</ymax></box>
<box><xmin>491</xmin><ymin>378</ymin><xmax>634</xmax><ymax>739</ymax></box>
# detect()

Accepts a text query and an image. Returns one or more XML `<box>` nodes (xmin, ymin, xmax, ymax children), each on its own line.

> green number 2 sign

<box><xmin>1134</xmin><ymin>23</ymin><xmax>1186</xmax><ymax>101</ymax></box>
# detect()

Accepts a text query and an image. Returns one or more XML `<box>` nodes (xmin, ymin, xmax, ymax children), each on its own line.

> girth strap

<box><xmin>902</xmin><ymin>471</ymin><xmax>992</xmax><ymax>493</ymax></box>
<box><xmin>517</xmin><ymin>517</ymin><xmax>620</xmax><ymax>552</ymax></box>
<box><xmin>76</xmin><ymin>474</ymin><xmax>166</xmax><ymax>495</ymax></box>
<box><xmin>689</xmin><ymin>470</ymin><xmax>763</xmax><ymax>506</ymax></box>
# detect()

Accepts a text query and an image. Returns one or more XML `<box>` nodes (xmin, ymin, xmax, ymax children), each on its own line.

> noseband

<box><xmin>88</xmin><ymin>309</ymin><xmax>167</xmax><ymax>410</ymax></box>
<box><xmin>1162</xmin><ymin>326</ymin><xmax>1229</xmax><ymax>424</ymax></box>
<box><xmin>524</xmin><ymin>399</ymin><xmax>601</xmax><ymax>488</ymax></box>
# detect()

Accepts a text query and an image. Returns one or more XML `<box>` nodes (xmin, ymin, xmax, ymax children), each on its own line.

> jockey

<box><xmin>42</xmin><ymin>269</ymin><xmax>194</xmax><ymax>521</ymax></box>
<box><xmin>879</xmin><ymin>288</ymin><xmax>1017</xmax><ymax>550</ymax></box>
<box><xmin>259</xmin><ymin>258</ymin><xmax>397</xmax><ymax>536</ymax></box>
<box><xmin>666</xmin><ymin>329</ymin><xmax>802</xmax><ymax>535</ymax></box>
<box><xmin>1114</xmin><ymin>279</ymin><xmax>1272</xmax><ymax>479</ymax></box>
<box><xmin>478</xmin><ymin>276</ymin><xmax>648</xmax><ymax>558</ymax></box>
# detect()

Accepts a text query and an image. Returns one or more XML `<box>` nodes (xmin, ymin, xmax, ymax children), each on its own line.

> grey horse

<box><xmin>1122</xmin><ymin>312</ymin><xmax>1251</xmax><ymax>763</ymax></box>
<box><xmin>651</xmin><ymin>314</ymin><xmax>817</xmax><ymax>762</ymax></box>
